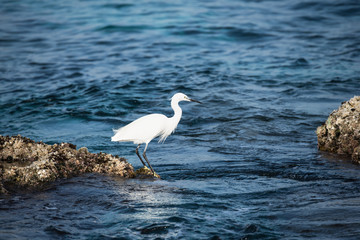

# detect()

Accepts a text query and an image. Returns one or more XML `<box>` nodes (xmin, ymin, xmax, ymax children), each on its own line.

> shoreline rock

<box><xmin>316</xmin><ymin>96</ymin><xmax>360</xmax><ymax>164</ymax></box>
<box><xmin>0</xmin><ymin>135</ymin><xmax>136</xmax><ymax>194</ymax></box>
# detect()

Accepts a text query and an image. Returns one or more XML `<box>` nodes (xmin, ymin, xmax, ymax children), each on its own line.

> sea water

<box><xmin>1</xmin><ymin>0</ymin><xmax>360</xmax><ymax>239</ymax></box>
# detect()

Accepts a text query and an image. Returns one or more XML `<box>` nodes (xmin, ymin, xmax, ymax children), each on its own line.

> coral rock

<box><xmin>0</xmin><ymin>135</ymin><xmax>135</xmax><ymax>194</ymax></box>
<box><xmin>316</xmin><ymin>96</ymin><xmax>360</xmax><ymax>164</ymax></box>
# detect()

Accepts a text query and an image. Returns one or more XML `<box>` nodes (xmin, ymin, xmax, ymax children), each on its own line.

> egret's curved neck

<box><xmin>171</xmin><ymin>99</ymin><xmax>182</xmax><ymax>123</ymax></box>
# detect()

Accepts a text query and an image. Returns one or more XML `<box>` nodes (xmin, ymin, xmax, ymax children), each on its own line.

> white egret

<box><xmin>111</xmin><ymin>93</ymin><xmax>201</xmax><ymax>175</ymax></box>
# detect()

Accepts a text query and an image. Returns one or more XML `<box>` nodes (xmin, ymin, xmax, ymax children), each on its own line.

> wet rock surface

<box><xmin>0</xmin><ymin>135</ymin><xmax>136</xmax><ymax>194</ymax></box>
<box><xmin>135</xmin><ymin>166</ymin><xmax>161</xmax><ymax>179</ymax></box>
<box><xmin>317</xmin><ymin>96</ymin><xmax>360</xmax><ymax>164</ymax></box>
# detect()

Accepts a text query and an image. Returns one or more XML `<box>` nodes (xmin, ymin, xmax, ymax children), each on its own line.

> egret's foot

<box><xmin>135</xmin><ymin>166</ymin><xmax>160</xmax><ymax>179</ymax></box>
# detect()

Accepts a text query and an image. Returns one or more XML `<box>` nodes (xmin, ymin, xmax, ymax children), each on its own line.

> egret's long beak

<box><xmin>189</xmin><ymin>98</ymin><xmax>202</xmax><ymax>104</ymax></box>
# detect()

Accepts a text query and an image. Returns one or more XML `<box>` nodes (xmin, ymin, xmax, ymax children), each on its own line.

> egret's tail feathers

<box><xmin>111</xmin><ymin>133</ymin><xmax>125</xmax><ymax>142</ymax></box>
<box><xmin>111</xmin><ymin>128</ymin><xmax>123</xmax><ymax>142</ymax></box>
<box><xmin>111</xmin><ymin>127</ymin><xmax>134</xmax><ymax>142</ymax></box>
<box><xmin>111</xmin><ymin>135</ymin><xmax>127</xmax><ymax>142</ymax></box>
<box><xmin>112</xmin><ymin>128</ymin><xmax>120</xmax><ymax>134</ymax></box>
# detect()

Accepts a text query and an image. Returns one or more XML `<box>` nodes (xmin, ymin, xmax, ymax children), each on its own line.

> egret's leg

<box><xmin>135</xmin><ymin>144</ymin><xmax>147</xmax><ymax>167</ymax></box>
<box><xmin>142</xmin><ymin>143</ymin><xmax>155</xmax><ymax>174</ymax></box>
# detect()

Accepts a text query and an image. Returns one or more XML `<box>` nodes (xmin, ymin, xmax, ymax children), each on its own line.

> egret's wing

<box><xmin>111</xmin><ymin>114</ymin><xmax>168</xmax><ymax>144</ymax></box>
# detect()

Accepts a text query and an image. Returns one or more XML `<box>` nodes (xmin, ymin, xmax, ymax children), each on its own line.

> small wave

<box><xmin>44</xmin><ymin>225</ymin><xmax>71</xmax><ymax>236</ymax></box>
<box><xmin>96</xmin><ymin>25</ymin><xmax>150</xmax><ymax>33</ymax></box>
<box><xmin>167</xmin><ymin>216</ymin><xmax>189</xmax><ymax>223</ymax></box>
<box><xmin>297</xmin><ymin>15</ymin><xmax>328</xmax><ymax>22</ymax></box>
<box><xmin>84</xmin><ymin>85</ymin><xmax>102</xmax><ymax>96</ymax></box>
<box><xmin>171</xmin><ymin>29</ymin><xmax>208</xmax><ymax>36</ymax></box>
<box><xmin>66</xmin><ymin>72</ymin><xmax>83</xmax><ymax>79</ymax></box>
<box><xmin>140</xmin><ymin>223</ymin><xmax>172</xmax><ymax>235</ymax></box>
<box><xmin>245</xmin><ymin>114</ymin><xmax>275</xmax><ymax>122</ymax></box>
<box><xmin>226</xmin><ymin>28</ymin><xmax>275</xmax><ymax>42</ymax></box>
<box><xmin>293</xmin><ymin>58</ymin><xmax>309</xmax><ymax>66</ymax></box>
<box><xmin>331</xmin><ymin>5</ymin><xmax>360</xmax><ymax>17</ymax></box>
<box><xmin>93</xmin><ymin>40</ymin><xmax>116</xmax><ymax>46</ymax></box>
<box><xmin>101</xmin><ymin>3</ymin><xmax>133</xmax><ymax>10</ymax></box>
<box><xmin>291</xmin><ymin>1</ymin><xmax>323</xmax><ymax>11</ymax></box>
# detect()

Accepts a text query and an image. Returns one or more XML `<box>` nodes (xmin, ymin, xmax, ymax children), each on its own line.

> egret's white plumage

<box><xmin>112</xmin><ymin>113</ymin><xmax>170</xmax><ymax>144</ymax></box>
<box><xmin>111</xmin><ymin>93</ymin><xmax>201</xmax><ymax>175</ymax></box>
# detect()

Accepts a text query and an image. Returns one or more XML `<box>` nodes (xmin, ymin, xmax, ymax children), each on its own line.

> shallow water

<box><xmin>1</xmin><ymin>0</ymin><xmax>360</xmax><ymax>239</ymax></box>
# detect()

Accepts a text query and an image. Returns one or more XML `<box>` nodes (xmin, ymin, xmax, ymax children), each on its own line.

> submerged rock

<box><xmin>0</xmin><ymin>135</ymin><xmax>136</xmax><ymax>194</ymax></box>
<box><xmin>316</xmin><ymin>96</ymin><xmax>360</xmax><ymax>164</ymax></box>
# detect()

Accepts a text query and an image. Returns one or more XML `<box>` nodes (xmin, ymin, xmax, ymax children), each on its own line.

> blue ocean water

<box><xmin>1</xmin><ymin>0</ymin><xmax>360</xmax><ymax>239</ymax></box>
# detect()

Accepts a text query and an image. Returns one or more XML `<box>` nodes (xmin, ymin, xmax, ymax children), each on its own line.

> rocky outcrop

<box><xmin>0</xmin><ymin>135</ymin><xmax>136</xmax><ymax>194</ymax></box>
<box><xmin>316</xmin><ymin>96</ymin><xmax>360</xmax><ymax>164</ymax></box>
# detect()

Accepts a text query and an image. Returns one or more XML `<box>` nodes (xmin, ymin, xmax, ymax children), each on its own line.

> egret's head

<box><xmin>172</xmin><ymin>93</ymin><xmax>201</xmax><ymax>103</ymax></box>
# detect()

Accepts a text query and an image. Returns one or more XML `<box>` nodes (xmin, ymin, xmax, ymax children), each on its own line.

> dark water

<box><xmin>1</xmin><ymin>0</ymin><xmax>360</xmax><ymax>239</ymax></box>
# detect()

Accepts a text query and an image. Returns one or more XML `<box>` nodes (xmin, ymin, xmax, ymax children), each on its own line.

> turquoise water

<box><xmin>1</xmin><ymin>0</ymin><xmax>360</xmax><ymax>239</ymax></box>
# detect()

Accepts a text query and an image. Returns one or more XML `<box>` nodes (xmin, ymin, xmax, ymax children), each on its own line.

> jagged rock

<box><xmin>316</xmin><ymin>96</ymin><xmax>360</xmax><ymax>164</ymax></box>
<box><xmin>0</xmin><ymin>135</ymin><xmax>136</xmax><ymax>194</ymax></box>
